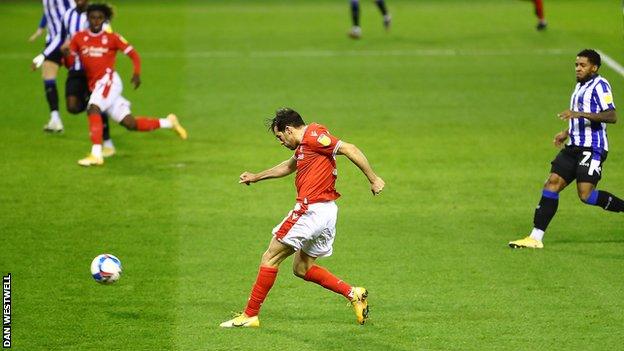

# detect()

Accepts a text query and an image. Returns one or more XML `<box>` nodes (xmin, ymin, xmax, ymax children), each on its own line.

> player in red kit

<box><xmin>67</xmin><ymin>4</ymin><xmax>187</xmax><ymax>166</ymax></box>
<box><xmin>533</xmin><ymin>0</ymin><xmax>546</xmax><ymax>30</ymax></box>
<box><xmin>220</xmin><ymin>108</ymin><xmax>385</xmax><ymax>328</ymax></box>
<box><xmin>521</xmin><ymin>0</ymin><xmax>546</xmax><ymax>30</ymax></box>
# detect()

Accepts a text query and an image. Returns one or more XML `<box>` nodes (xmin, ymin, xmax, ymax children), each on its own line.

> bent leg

<box><xmin>579</xmin><ymin>182</ymin><xmax>624</xmax><ymax>212</ymax></box>
<box><xmin>294</xmin><ymin>250</ymin><xmax>352</xmax><ymax>299</ymax></box>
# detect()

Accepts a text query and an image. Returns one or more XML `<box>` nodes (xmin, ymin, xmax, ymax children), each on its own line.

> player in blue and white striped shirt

<box><xmin>31</xmin><ymin>0</ymin><xmax>75</xmax><ymax>133</ymax></box>
<box><xmin>510</xmin><ymin>49</ymin><xmax>623</xmax><ymax>249</ymax></box>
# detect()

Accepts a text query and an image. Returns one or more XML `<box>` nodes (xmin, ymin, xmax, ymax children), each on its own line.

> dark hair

<box><xmin>577</xmin><ymin>49</ymin><xmax>601</xmax><ymax>68</ymax></box>
<box><xmin>267</xmin><ymin>108</ymin><xmax>305</xmax><ymax>132</ymax></box>
<box><xmin>87</xmin><ymin>3</ymin><xmax>113</xmax><ymax>20</ymax></box>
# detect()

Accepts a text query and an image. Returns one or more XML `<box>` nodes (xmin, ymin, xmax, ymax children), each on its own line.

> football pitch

<box><xmin>1</xmin><ymin>0</ymin><xmax>623</xmax><ymax>349</ymax></box>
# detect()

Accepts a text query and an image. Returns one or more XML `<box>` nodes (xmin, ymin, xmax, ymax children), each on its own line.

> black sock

<box><xmin>375</xmin><ymin>0</ymin><xmax>388</xmax><ymax>16</ymax></box>
<box><xmin>102</xmin><ymin>113</ymin><xmax>111</xmax><ymax>141</ymax></box>
<box><xmin>533</xmin><ymin>190</ymin><xmax>559</xmax><ymax>231</ymax></box>
<box><xmin>44</xmin><ymin>79</ymin><xmax>59</xmax><ymax>112</ymax></box>
<box><xmin>351</xmin><ymin>0</ymin><xmax>360</xmax><ymax>26</ymax></box>
<box><xmin>586</xmin><ymin>190</ymin><xmax>624</xmax><ymax>212</ymax></box>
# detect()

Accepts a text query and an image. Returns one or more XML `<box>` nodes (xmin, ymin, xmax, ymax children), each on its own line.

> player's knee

<box><xmin>87</xmin><ymin>104</ymin><xmax>101</xmax><ymax>115</ymax></box>
<box><xmin>292</xmin><ymin>265</ymin><xmax>307</xmax><ymax>279</ymax></box>
<box><xmin>544</xmin><ymin>176</ymin><xmax>565</xmax><ymax>192</ymax></box>
<box><xmin>120</xmin><ymin>116</ymin><xmax>137</xmax><ymax>130</ymax></box>
<box><xmin>578</xmin><ymin>189</ymin><xmax>593</xmax><ymax>203</ymax></box>
<box><xmin>66</xmin><ymin>102</ymin><xmax>85</xmax><ymax>114</ymax></box>
<box><xmin>260</xmin><ymin>250</ymin><xmax>278</xmax><ymax>267</ymax></box>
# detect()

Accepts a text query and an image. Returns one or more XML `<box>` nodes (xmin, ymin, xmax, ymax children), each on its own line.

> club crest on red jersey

<box><xmin>317</xmin><ymin>134</ymin><xmax>331</xmax><ymax>147</ymax></box>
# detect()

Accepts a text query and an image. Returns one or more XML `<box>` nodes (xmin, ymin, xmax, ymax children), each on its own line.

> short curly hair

<box><xmin>87</xmin><ymin>3</ymin><xmax>114</xmax><ymax>20</ymax></box>
<box><xmin>577</xmin><ymin>49</ymin><xmax>601</xmax><ymax>68</ymax></box>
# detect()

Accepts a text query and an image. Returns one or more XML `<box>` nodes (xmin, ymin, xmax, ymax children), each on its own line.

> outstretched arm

<box><xmin>28</xmin><ymin>14</ymin><xmax>46</xmax><ymax>42</ymax></box>
<box><xmin>337</xmin><ymin>142</ymin><xmax>384</xmax><ymax>195</ymax></box>
<box><xmin>239</xmin><ymin>157</ymin><xmax>297</xmax><ymax>185</ymax></box>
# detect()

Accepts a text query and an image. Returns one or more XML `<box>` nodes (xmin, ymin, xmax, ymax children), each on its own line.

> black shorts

<box><xmin>550</xmin><ymin>146</ymin><xmax>608</xmax><ymax>185</ymax></box>
<box><xmin>65</xmin><ymin>70</ymin><xmax>90</xmax><ymax>102</ymax></box>
<box><xmin>45</xmin><ymin>47</ymin><xmax>63</xmax><ymax>65</ymax></box>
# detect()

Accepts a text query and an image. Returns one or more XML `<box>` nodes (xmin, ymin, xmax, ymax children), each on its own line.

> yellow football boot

<box><xmin>102</xmin><ymin>146</ymin><xmax>116</xmax><ymax>158</ymax></box>
<box><xmin>509</xmin><ymin>236</ymin><xmax>544</xmax><ymax>249</ymax></box>
<box><xmin>77</xmin><ymin>154</ymin><xmax>104</xmax><ymax>167</ymax></box>
<box><xmin>167</xmin><ymin>114</ymin><xmax>187</xmax><ymax>140</ymax></box>
<box><xmin>350</xmin><ymin>287</ymin><xmax>369</xmax><ymax>325</ymax></box>
<box><xmin>219</xmin><ymin>313</ymin><xmax>260</xmax><ymax>328</ymax></box>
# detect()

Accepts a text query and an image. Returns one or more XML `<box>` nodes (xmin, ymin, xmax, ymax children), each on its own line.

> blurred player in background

<box><xmin>67</xmin><ymin>3</ymin><xmax>187</xmax><ymax>167</ymax></box>
<box><xmin>521</xmin><ymin>0</ymin><xmax>546</xmax><ymax>30</ymax></box>
<box><xmin>30</xmin><ymin>0</ymin><xmax>75</xmax><ymax>133</ymax></box>
<box><xmin>349</xmin><ymin>0</ymin><xmax>391</xmax><ymax>39</ymax></box>
<box><xmin>58</xmin><ymin>0</ymin><xmax>116</xmax><ymax>157</ymax></box>
<box><xmin>27</xmin><ymin>14</ymin><xmax>46</xmax><ymax>42</ymax></box>
<box><xmin>509</xmin><ymin>49</ymin><xmax>622</xmax><ymax>249</ymax></box>
<box><xmin>533</xmin><ymin>0</ymin><xmax>546</xmax><ymax>30</ymax></box>
<box><xmin>220</xmin><ymin>108</ymin><xmax>385</xmax><ymax>327</ymax></box>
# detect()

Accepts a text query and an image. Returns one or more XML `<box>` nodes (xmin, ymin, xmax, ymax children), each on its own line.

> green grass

<box><xmin>1</xmin><ymin>0</ymin><xmax>623</xmax><ymax>349</ymax></box>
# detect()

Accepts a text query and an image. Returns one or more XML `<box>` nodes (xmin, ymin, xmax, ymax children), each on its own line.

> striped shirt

<box><xmin>41</xmin><ymin>0</ymin><xmax>75</xmax><ymax>57</ymax></box>
<box><xmin>56</xmin><ymin>7</ymin><xmax>88</xmax><ymax>70</ymax></box>
<box><xmin>567</xmin><ymin>74</ymin><xmax>616</xmax><ymax>152</ymax></box>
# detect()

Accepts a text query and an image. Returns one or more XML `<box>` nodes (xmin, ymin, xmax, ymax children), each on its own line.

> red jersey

<box><xmin>69</xmin><ymin>30</ymin><xmax>140</xmax><ymax>90</ymax></box>
<box><xmin>293</xmin><ymin>123</ymin><xmax>342</xmax><ymax>204</ymax></box>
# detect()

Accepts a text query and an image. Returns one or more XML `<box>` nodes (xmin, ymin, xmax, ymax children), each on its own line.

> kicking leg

<box><xmin>293</xmin><ymin>250</ymin><xmax>368</xmax><ymax>325</ymax></box>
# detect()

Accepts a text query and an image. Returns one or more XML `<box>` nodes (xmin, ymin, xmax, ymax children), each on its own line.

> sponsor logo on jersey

<box><xmin>82</xmin><ymin>46</ymin><xmax>109</xmax><ymax>57</ymax></box>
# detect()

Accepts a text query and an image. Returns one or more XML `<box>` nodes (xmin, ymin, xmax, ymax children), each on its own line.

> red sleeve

<box><xmin>127</xmin><ymin>49</ymin><xmax>141</xmax><ymax>75</ymax></box>
<box><xmin>113</xmin><ymin>33</ymin><xmax>131</xmax><ymax>52</ymax></box>
<box><xmin>308</xmin><ymin>125</ymin><xmax>341</xmax><ymax>156</ymax></box>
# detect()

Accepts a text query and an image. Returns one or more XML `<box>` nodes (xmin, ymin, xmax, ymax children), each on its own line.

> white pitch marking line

<box><xmin>596</xmin><ymin>49</ymin><xmax>624</xmax><ymax>79</ymax></box>
<box><xmin>0</xmin><ymin>48</ymin><xmax>571</xmax><ymax>60</ymax></box>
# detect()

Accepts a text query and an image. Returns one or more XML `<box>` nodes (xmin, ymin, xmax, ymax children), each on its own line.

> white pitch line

<box><xmin>596</xmin><ymin>49</ymin><xmax>624</xmax><ymax>79</ymax></box>
<box><xmin>0</xmin><ymin>48</ymin><xmax>571</xmax><ymax>60</ymax></box>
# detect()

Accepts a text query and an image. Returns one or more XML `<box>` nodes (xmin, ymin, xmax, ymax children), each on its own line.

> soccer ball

<box><xmin>90</xmin><ymin>254</ymin><xmax>122</xmax><ymax>284</ymax></box>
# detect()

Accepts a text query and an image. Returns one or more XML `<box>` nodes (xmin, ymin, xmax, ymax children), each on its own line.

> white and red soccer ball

<box><xmin>90</xmin><ymin>254</ymin><xmax>122</xmax><ymax>284</ymax></box>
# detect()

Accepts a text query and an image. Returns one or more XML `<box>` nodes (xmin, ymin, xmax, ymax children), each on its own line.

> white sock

<box><xmin>91</xmin><ymin>144</ymin><xmax>103</xmax><ymax>158</ymax></box>
<box><xmin>50</xmin><ymin>110</ymin><xmax>62</xmax><ymax>125</ymax></box>
<box><xmin>159</xmin><ymin>118</ymin><xmax>172</xmax><ymax>129</ymax></box>
<box><xmin>103</xmin><ymin>139</ymin><xmax>114</xmax><ymax>149</ymax></box>
<box><xmin>529</xmin><ymin>228</ymin><xmax>544</xmax><ymax>241</ymax></box>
